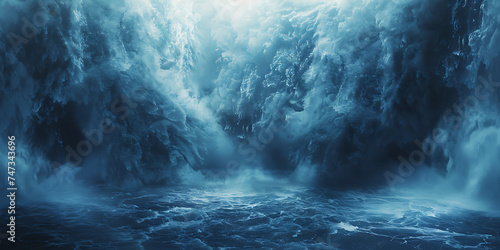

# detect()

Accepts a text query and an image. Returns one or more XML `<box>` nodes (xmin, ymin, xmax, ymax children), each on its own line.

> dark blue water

<box><xmin>14</xmin><ymin>188</ymin><xmax>500</xmax><ymax>249</ymax></box>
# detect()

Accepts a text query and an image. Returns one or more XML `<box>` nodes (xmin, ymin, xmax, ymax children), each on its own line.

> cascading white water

<box><xmin>2</xmin><ymin>1</ymin><xmax>500</xmax><ymax>249</ymax></box>
<box><xmin>0</xmin><ymin>0</ymin><xmax>499</xmax><ymax>205</ymax></box>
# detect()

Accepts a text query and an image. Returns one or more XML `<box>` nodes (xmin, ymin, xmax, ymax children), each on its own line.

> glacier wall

<box><xmin>0</xmin><ymin>0</ymin><xmax>499</xmax><ymax>199</ymax></box>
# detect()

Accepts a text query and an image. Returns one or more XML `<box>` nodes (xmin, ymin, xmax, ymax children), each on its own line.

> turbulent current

<box><xmin>14</xmin><ymin>187</ymin><xmax>500</xmax><ymax>249</ymax></box>
<box><xmin>0</xmin><ymin>0</ymin><xmax>500</xmax><ymax>249</ymax></box>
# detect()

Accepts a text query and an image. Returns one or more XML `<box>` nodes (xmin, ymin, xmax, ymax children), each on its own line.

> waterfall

<box><xmin>0</xmin><ymin>0</ymin><xmax>499</xmax><ymax>204</ymax></box>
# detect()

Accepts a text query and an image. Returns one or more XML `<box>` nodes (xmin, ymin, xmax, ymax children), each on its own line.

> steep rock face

<box><xmin>0</xmin><ymin>0</ymin><xmax>499</xmax><ymax>194</ymax></box>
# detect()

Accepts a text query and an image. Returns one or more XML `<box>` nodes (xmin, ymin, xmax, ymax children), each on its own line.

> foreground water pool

<box><xmin>14</xmin><ymin>187</ymin><xmax>500</xmax><ymax>249</ymax></box>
